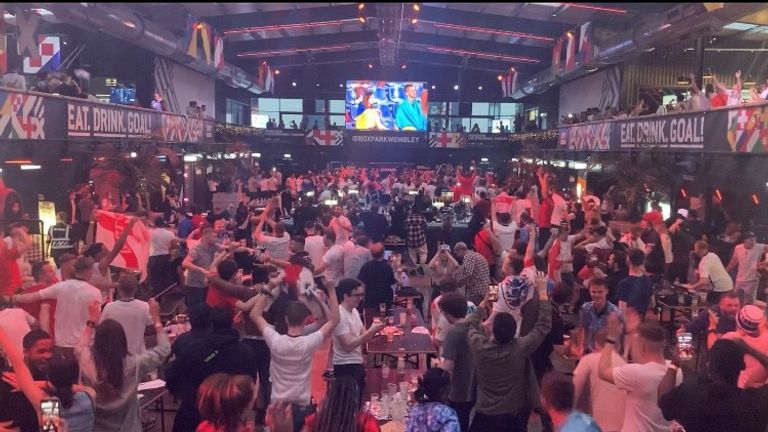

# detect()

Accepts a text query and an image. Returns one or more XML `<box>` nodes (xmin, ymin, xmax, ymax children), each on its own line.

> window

<box><xmin>472</xmin><ymin>103</ymin><xmax>490</xmax><ymax>116</ymax></box>
<box><xmin>500</xmin><ymin>103</ymin><xmax>520</xmax><ymax>117</ymax></box>
<box><xmin>470</xmin><ymin>117</ymin><xmax>489</xmax><ymax>132</ymax></box>
<box><xmin>280</xmin><ymin>99</ymin><xmax>303</xmax><ymax>112</ymax></box>
<box><xmin>315</xmin><ymin>99</ymin><xmax>326</xmax><ymax>114</ymax></box>
<box><xmin>329</xmin><ymin>100</ymin><xmax>345</xmax><ymax>113</ymax></box>
<box><xmin>448</xmin><ymin>102</ymin><xmax>460</xmax><ymax>116</ymax></box>
<box><xmin>428</xmin><ymin>102</ymin><xmax>447</xmax><ymax>116</ymax></box>
<box><xmin>255</xmin><ymin>98</ymin><xmax>279</xmax><ymax>112</ymax></box>
<box><xmin>281</xmin><ymin>113</ymin><xmax>302</xmax><ymax>128</ymax></box>
<box><xmin>226</xmin><ymin>99</ymin><xmax>249</xmax><ymax>125</ymax></box>
<box><xmin>329</xmin><ymin>115</ymin><xmax>345</xmax><ymax>128</ymax></box>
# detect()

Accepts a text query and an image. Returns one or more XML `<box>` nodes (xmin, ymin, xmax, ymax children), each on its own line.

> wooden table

<box><xmin>363</xmin><ymin>367</ymin><xmax>421</xmax><ymax>402</ymax></box>
<box><xmin>365</xmin><ymin>307</ymin><xmax>436</xmax><ymax>370</ymax></box>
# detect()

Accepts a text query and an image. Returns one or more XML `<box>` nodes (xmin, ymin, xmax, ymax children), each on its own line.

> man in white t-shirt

<box><xmin>238</xmin><ymin>273</ymin><xmax>340</xmax><ymax>410</ymax></box>
<box><xmin>332</xmin><ymin>278</ymin><xmax>385</xmax><ymax>397</ymax></box>
<box><xmin>303</xmin><ymin>222</ymin><xmax>327</xmax><ymax>270</ymax></box>
<box><xmin>598</xmin><ymin>320</ymin><xmax>682</xmax><ymax>432</ymax></box>
<box><xmin>0</xmin><ymin>305</ymin><xmax>36</xmax><ymax>353</ymax></box>
<box><xmin>726</xmin><ymin>232</ymin><xmax>766</xmax><ymax>304</ymax></box>
<box><xmin>148</xmin><ymin>218</ymin><xmax>178</xmax><ymax>294</ymax></box>
<box><xmin>100</xmin><ymin>275</ymin><xmax>152</xmax><ymax>355</ymax></box>
<box><xmin>12</xmin><ymin>257</ymin><xmax>102</xmax><ymax>351</ymax></box>
<box><xmin>314</xmin><ymin>230</ymin><xmax>345</xmax><ymax>286</ymax></box>
<box><xmin>343</xmin><ymin>235</ymin><xmax>372</xmax><ymax>279</ymax></box>
<box><xmin>573</xmin><ymin>328</ymin><xmax>626</xmax><ymax>432</ymax></box>
<box><xmin>430</xmin><ymin>277</ymin><xmax>476</xmax><ymax>352</ymax></box>
<box><xmin>253</xmin><ymin>207</ymin><xmax>291</xmax><ymax>261</ymax></box>
<box><xmin>330</xmin><ymin>206</ymin><xmax>353</xmax><ymax>246</ymax></box>
<box><xmin>685</xmin><ymin>240</ymin><xmax>734</xmax><ymax>304</ymax></box>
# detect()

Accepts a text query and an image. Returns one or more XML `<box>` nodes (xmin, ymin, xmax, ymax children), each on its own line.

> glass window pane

<box><xmin>257</xmin><ymin>98</ymin><xmax>280</xmax><ymax>112</ymax></box>
<box><xmin>472</xmin><ymin>103</ymin><xmax>489</xmax><ymax>116</ymax></box>
<box><xmin>428</xmin><ymin>102</ymin><xmax>447</xmax><ymax>116</ymax></box>
<box><xmin>449</xmin><ymin>102</ymin><xmax>459</xmax><ymax>116</ymax></box>
<box><xmin>461</xmin><ymin>118</ymin><xmax>472</xmax><ymax>132</ymax></box>
<box><xmin>489</xmin><ymin>103</ymin><xmax>500</xmax><ymax>118</ymax></box>
<box><xmin>315</xmin><ymin>100</ymin><xmax>326</xmax><ymax>114</ymax></box>
<box><xmin>500</xmin><ymin>103</ymin><xmax>518</xmax><ymax>116</ymax></box>
<box><xmin>329</xmin><ymin>115</ymin><xmax>345</xmax><ymax>128</ymax></box>
<box><xmin>471</xmin><ymin>117</ymin><xmax>489</xmax><ymax>132</ymax></box>
<box><xmin>282</xmin><ymin>113</ymin><xmax>302</xmax><ymax>128</ymax></box>
<box><xmin>329</xmin><ymin>100</ymin><xmax>345</xmax><ymax>113</ymax></box>
<box><xmin>280</xmin><ymin>99</ymin><xmax>303</xmax><ymax>112</ymax></box>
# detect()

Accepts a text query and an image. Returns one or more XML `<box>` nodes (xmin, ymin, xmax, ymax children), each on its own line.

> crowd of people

<box><xmin>560</xmin><ymin>70</ymin><xmax>768</xmax><ymax>126</ymax></box>
<box><xmin>1</xmin><ymin>157</ymin><xmax>768</xmax><ymax>432</ymax></box>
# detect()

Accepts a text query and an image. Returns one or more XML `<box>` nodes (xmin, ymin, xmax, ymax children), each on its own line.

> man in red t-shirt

<box><xmin>21</xmin><ymin>260</ymin><xmax>59</xmax><ymax>340</ymax></box>
<box><xmin>0</xmin><ymin>226</ymin><xmax>32</xmax><ymax>296</ymax></box>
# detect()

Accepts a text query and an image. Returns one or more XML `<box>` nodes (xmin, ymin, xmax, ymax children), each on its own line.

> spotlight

<box><xmin>431</xmin><ymin>85</ymin><xmax>436</xmax><ymax>90</ymax></box>
<box><xmin>274</xmin><ymin>69</ymin><xmax>280</xmax><ymax>75</ymax></box>
<box><xmin>316</xmin><ymin>83</ymin><xmax>320</xmax><ymax>87</ymax></box>
<box><xmin>195</xmin><ymin>22</ymin><xmax>204</xmax><ymax>30</ymax></box>
<box><xmin>453</xmin><ymin>84</ymin><xmax>459</xmax><ymax>90</ymax></box>
<box><xmin>477</xmin><ymin>85</ymin><xmax>482</xmax><ymax>90</ymax></box>
<box><xmin>129</xmin><ymin>152</ymin><xmax>137</xmax><ymax>158</ymax></box>
<box><xmin>401</xmin><ymin>64</ymin><xmax>407</xmax><ymax>69</ymax></box>
<box><xmin>368</xmin><ymin>63</ymin><xmax>374</xmax><ymax>69</ymax></box>
<box><xmin>291</xmin><ymin>81</ymin><xmax>297</xmax><ymax>87</ymax></box>
<box><xmin>358</xmin><ymin>3</ymin><xmax>365</xmax><ymax>10</ymax></box>
<box><xmin>359</xmin><ymin>16</ymin><xmax>367</xmax><ymax>24</ymax></box>
<box><xmin>413</xmin><ymin>3</ymin><xmax>420</xmax><ymax>11</ymax></box>
<box><xmin>411</xmin><ymin>18</ymin><xmax>418</xmax><ymax>25</ymax></box>
<box><xmin>497</xmin><ymin>75</ymin><xmax>503</xmax><ymax>81</ymax></box>
<box><xmin>339</xmin><ymin>83</ymin><xmax>344</xmax><ymax>88</ymax></box>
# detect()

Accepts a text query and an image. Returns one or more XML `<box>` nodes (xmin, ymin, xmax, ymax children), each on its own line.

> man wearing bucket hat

<box><xmin>722</xmin><ymin>304</ymin><xmax>768</xmax><ymax>389</ymax></box>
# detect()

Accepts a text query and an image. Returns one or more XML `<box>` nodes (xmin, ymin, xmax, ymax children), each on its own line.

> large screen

<box><xmin>345</xmin><ymin>81</ymin><xmax>429</xmax><ymax>131</ymax></box>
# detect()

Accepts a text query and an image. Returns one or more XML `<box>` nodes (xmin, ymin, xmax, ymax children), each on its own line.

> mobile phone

<box><xmin>41</xmin><ymin>397</ymin><xmax>61</xmax><ymax>432</ymax></box>
<box><xmin>676</xmin><ymin>333</ymin><xmax>693</xmax><ymax>360</ymax></box>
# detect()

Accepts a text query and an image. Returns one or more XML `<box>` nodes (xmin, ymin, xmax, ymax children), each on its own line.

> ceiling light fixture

<box><xmin>359</xmin><ymin>16</ymin><xmax>367</xmax><ymax>24</ymax></box>
<box><xmin>274</xmin><ymin>69</ymin><xmax>280</xmax><ymax>75</ymax></box>
<box><xmin>222</xmin><ymin>20</ymin><xmax>352</xmax><ymax>36</ymax></box>
<box><xmin>291</xmin><ymin>81</ymin><xmax>297</xmax><ymax>87</ymax></box>
<box><xmin>431</xmin><ymin>85</ymin><xmax>436</xmax><ymax>90</ymax></box>
<box><xmin>20</xmin><ymin>164</ymin><xmax>41</xmax><ymax>170</ymax></box>
<box><xmin>453</xmin><ymin>84</ymin><xmax>459</xmax><ymax>90</ymax></box>
<box><xmin>237</xmin><ymin>44</ymin><xmax>353</xmax><ymax>57</ymax></box>
<box><xmin>477</xmin><ymin>85</ymin><xmax>483</xmax><ymax>90</ymax></box>
<box><xmin>358</xmin><ymin>3</ymin><xmax>365</xmax><ymax>10</ymax></box>
<box><xmin>368</xmin><ymin>63</ymin><xmax>374</xmax><ymax>69</ymax></box>
<box><xmin>411</xmin><ymin>18</ymin><xmax>418</xmax><ymax>25</ymax></box>
<box><xmin>413</xmin><ymin>3</ymin><xmax>420</xmax><ymax>12</ymax></box>
<box><xmin>401</xmin><ymin>64</ymin><xmax>407</xmax><ymax>69</ymax></box>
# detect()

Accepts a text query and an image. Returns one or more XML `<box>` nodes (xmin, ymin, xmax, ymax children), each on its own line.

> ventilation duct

<box><xmin>40</xmin><ymin>3</ymin><xmax>260</xmax><ymax>93</ymax></box>
<box><xmin>512</xmin><ymin>2</ymin><xmax>767</xmax><ymax>99</ymax></box>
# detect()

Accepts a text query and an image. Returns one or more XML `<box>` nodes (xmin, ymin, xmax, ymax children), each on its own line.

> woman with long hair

<box><xmin>0</xmin><ymin>329</ymin><xmax>96</xmax><ymax>432</ymax></box>
<box><xmin>76</xmin><ymin>298</ymin><xmax>170</xmax><ymax>431</ymax></box>
<box><xmin>196</xmin><ymin>373</ymin><xmax>255</xmax><ymax>432</ymax></box>
<box><xmin>303</xmin><ymin>375</ymin><xmax>379</xmax><ymax>432</ymax></box>
<box><xmin>406</xmin><ymin>368</ymin><xmax>460</xmax><ymax>432</ymax></box>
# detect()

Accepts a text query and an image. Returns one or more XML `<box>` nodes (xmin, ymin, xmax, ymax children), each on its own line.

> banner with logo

<box><xmin>558</xmin><ymin>103</ymin><xmax>768</xmax><ymax>153</ymax></box>
<box><xmin>345</xmin><ymin>130</ymin><xmax>428</xmax><ymax>146</ymax></box>
<box><xmin>306</xmin><ymin>129</ymin><xmax>343</xmax><ymax>146</ymax></box>
<box><xmin>95</xmin><ymin>211</ymin><xmax>150</xmax><ymax>282</ymax></box>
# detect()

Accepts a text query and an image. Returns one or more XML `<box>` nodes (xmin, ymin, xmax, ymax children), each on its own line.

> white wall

<box><xmin>154</xmin><ymin>58</ymin><xmax>215</xmax><ymax>117</ymax></box>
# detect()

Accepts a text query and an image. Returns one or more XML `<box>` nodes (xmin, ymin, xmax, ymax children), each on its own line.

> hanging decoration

<box><xmin>15</xmin><ymin>8</ymin><xmax>40</xmax><ymax>60</ymax></box>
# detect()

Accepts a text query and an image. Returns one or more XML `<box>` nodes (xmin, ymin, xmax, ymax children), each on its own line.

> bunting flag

<box><xmin>255</xmin><ymin>61</ymin><xmax>275</xmax><ymax>94</ymax></box>
<box><xmin>501</xmin><ymin>68</ymin><xmax>518</xmax><ymax>98</ymax></box>
<box><xmin>15</xmin><ymin>8</ymin><xmax>40</xmax><ymax>60</ymax></box>
<box><xmin>213</xmin><ymin>33</ymin><xmax>224</xmax><ymax>70</ymax></box>
<box><xmin>95</xmin><ymin>211</ymin><xmax>151</xmax><ymax>282</ymax></box>
<box><xmin>185</xmin><ymin>15</ymin><xmax>213</xmax><ymax>64</ymax></box>
<box><xmin>0</xmin><ymin>34</ymin><xmax>7</xmax><ymax>75</ymax></box>
<box><xmin>551</xmin><ymin>36</ymin><xmax>563</xmax><ymax>73</ymax></box>
<box><xmin>579</xmin><ymin>22</ymin><xmax>594</xmax><ymax>65</ymax></box>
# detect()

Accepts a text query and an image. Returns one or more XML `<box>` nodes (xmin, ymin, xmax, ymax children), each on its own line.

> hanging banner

<box><xmin>305</xmin><ymin>129</ymin><xmax>343</xmax><ymax>146</ymax></box>
<box><xmin>558</xmin><ymin>104</ymin><xmax>768</xmax><ymax>153</ymax></box>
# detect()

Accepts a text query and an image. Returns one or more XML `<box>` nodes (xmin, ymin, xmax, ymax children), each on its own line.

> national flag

<box><xmin>306</xmin><ymin>129</ymin><xmax>343</xmax><ymax>146</ymax></box>
<box><xmin>551</xmin><ymin>36</ymin><xmax>563</xmax><ymax>73</ymax></box>
<box><xmin>565</xmin><ymin>31</ymin><xmax>577</xmax><ymax>70</ymax></box>
<box><xmin>255</xmin><ymin>61</ymin><xmax>275</xmax><ymax>94</ymax></box>
<box><xmin>501</xmin><ymin>68</ymin><xmax>517</xmax><ymax>99</ymax></box>
<box><xmin>429</xmin><ymin>132</ymin><xmax>466</xmax><ymax>148</ymax></box>
<box><xmin>23</xmin><ymin>35</ymin><xmax>60</xmax><ymax>74</ymax></box>
<box><xmin>579</xmin><ymin>22</ymin><xmax>593</xmax><ymax>65</ymax></box>
<box><xmin>185</xmin><ymin>16</ymin><xmax>213</xmax><ymax>64</ymax></box>
<box><xmin>95</xmin><ymin>211</ymin><xmax>151</xmax><ymax>282</ymax></box>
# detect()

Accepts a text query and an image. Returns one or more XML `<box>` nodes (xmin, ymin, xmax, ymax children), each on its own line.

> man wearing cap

<box><xmin>149</xmin><ymin>217</ymin><xmax>178</xmax><ymax>295</ymax></box>
<box><xmin>10</xmin><ymin>257</ymin><xmax>102</xmax><ymax>355</ymax></box>
<box><xmin>726</xmin><ymin>232</ymin><xmax>766</xmax><ymax>304</ymax></box>
<box><xmin>722</xmin><ymin>304</ymin><xmax>768</xmax><ymax>389</ymax></box>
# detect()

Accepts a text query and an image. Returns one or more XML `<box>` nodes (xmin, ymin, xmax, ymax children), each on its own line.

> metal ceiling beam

<box><xmin>202</xmin><ymin>4</ymin><xmax>360</xmax><ymax>30</ymax></box>
<box><xmin>398</xmin><ymin>49</ymin><xmax>541</xmax><ymax>73</ymax></box>
<box><xmin>400</xmin><ymin>31</ymin><xmax>549</xmax><ymax>61</ymax></box>
<box><xmin>226</xmin><ymin>31</ymin><xmax>379</xmax><ymax>57</ymax></box>
<box><xmin>419</xmin><ymin>5</ymin><xmax>566</xmax><ymax>36</ymax></box>
<box><xmin>238</xmin><ymin>49</ymin><xmax>379</xmax><ymax>68</ymax></box>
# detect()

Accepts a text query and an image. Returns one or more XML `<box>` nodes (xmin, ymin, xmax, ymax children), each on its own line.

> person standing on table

<box><xmin>684</xmin><ymin>240</ymin><xmax>734</xmax><ymax>304</ymax></box>
<box><xmin>725</xmin><ymin>231</ymin><xmax>766</xmax><ymax>305</ymax></box>
<box><xmin>466</xmin><ymin>271</ymin><xmax>552</xmax><ymax>432</ymax></box>
<box><xmin>236</xmin><ymin>275</ymin><xmax>341</xmax><ymax>431</ymax></box>
<box><xmin>332</xmin><ymin>278</ymin><xmax>385</xmax><ymax>402</ymax></box>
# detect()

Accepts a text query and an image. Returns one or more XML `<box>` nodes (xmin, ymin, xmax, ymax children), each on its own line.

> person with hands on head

<box><xmin>76</xmin><ymin>296</ymin><xmax>170</xmax><ymax>432</ymax></box>
<box><xmin>466</xmin><ymin>271</ymin><xmax>552</xmax><ymax>432</ymax></box>
<box><xmin>598</xmin><ymin>318</ymin><xmax>681</xmax><ymax>432</ymax></box>
<box><xmin>252</xmin><ymin>198</ymin><xmax>291</xmax><ymax>262</ymax></box>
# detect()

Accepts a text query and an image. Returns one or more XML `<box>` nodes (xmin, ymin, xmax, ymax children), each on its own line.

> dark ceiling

<box><xmin>124</xmin><ymin>2</ymin><xmax>679</xmax><ymax>75</ymax></box>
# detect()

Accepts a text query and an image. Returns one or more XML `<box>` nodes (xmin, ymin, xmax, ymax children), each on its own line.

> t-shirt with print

<box><xmin>441</xmin><ymin>322</ymin><xmax>475</xmax><ymax>403</ymax></box>
<box><xmin>333</xmin><ymin>307</ymin><xmax>365</xmax><ymax>365</ymax></box>
<box><xmin>262</xmin><ymin>326</ymin><xmax>325</xmax><ymax>405</ymax></box>
<box><xmin>494</xmin><ymin>273</ymin><xmax>535</xmax><ymax>338</ymax></box>
<box><xmin>612</xmin><ymin>361</ymin><xmax>682</xmax><ymax>432</ymax></box>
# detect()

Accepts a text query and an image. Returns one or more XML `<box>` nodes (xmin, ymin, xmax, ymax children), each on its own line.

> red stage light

<box><xmin>753</xmin><ymin>194</ymin><xmax>760</xmax><ymax>205</ymax></box>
